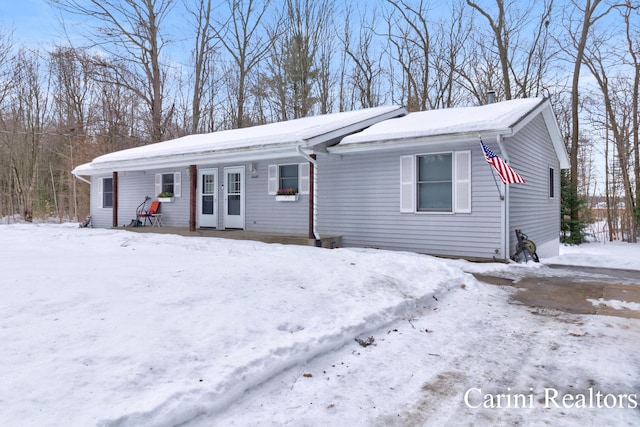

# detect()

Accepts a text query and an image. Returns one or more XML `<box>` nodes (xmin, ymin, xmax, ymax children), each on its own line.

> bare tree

<box><xmin>213</xmin><ymin>0</ymin><xmax>273</xmax><ymax>128</ymax></box>
<box><xmin>561</xmin><ymin>0</ymin><xmax>623</xmax><ymax>242</ymax></box>
<box><xmin>622</xmin><ymin>4</ymin><xmax>640</xmax><ymax>237</ymax></box>
<box><xmin>384</xmin><ymin>0</ymin><xmax>432</xmax><ymax>111</ymax></box>
<box><xmin>0</xmin><ymin>28</ymin><xmax>15</xmax><ymax>220</ymax></box>
<box><xmin>185</xmin><ymin>0</ymin><xmax>219</xmax><ymax>133</ymax></box>
<box><xmin>341</xmin><ymin>5</ymin><xmax>386</xmax><ymax>109</ymax></box>
<box><xmin>52</xmin><ymin>0</ymin><xmax>176</xmax><ymax>143</ymax></box>
<box><xmin>315</xmin><ymin>5</ymin><xmax>337</xmax><ymax>114</ymax></box>
<box><xmin>6</xmin><ymin>49</ymin><xmax>51</xmax><ymax>222</ymax></box>
<box><xmin>430</xmin><ymin>0</ymin><xmax>471</xmax><ymax>107</ymax></box>
<box><xmin>49</xmin><ymin>46</ymin><xmax>95</xmax><ymax>220</ymax></box>
<box><xmin>583</xmin><ymin>35</ymin><xmax>637</xmax><ymax>241</ymax></box>
<box><xmin>465</xmin><ymin>0</ymin><xmax>554</xmax><ymax>100</ymax></box>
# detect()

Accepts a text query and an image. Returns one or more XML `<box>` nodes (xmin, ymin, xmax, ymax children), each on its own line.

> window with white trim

<box><xmin>155</xmin><ymin>172</ymin><xmax>182</xmax><ymax>197</ymax></box>
<box><xmin>400</xmin><ymin>151</ymin><xmax>471</xmax><ymax>213</ymax></box>
<box><xmin>549</xmin><ymin>167</ymin><xmax>555</xmax><ymax>199</ymax></box>
<box><xmin>268</xmin><ymin>163</ymin><xmax>310</xmax><ymax>195</ymax></box>
<box><xmin>101</xmin><ymin>177</ymin><xmax>113</xmax><ymax>208</ymax></box>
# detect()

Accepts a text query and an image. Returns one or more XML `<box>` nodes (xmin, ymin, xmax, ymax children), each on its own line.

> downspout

<box><xmin>496</xmin><ymin>134</ymin><xmax>509</xmax><ymax>261</ymax></box>
<box><xmin>296</xmin><ymin>145</ymin><xmax>321</xmax><ymax>246</ymax></box>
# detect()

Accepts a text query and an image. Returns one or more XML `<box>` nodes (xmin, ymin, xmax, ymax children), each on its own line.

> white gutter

<box><xmin>330</xmin><ymin>129</ymin><xmax>511</xmax><ymax>155</ymax></box>
<box><xmin>72</xmin><ymin>171</ymin><xmax>91</xmax><ymax>185</ymax></box>
<box><xmin>296</xmin><ymin>145</ymin><xmax>321</xmax><ymax>245</ymax></box>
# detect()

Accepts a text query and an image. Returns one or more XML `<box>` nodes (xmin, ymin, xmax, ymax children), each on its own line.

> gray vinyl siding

<box><xmin>317</xmin><ymin>142</ymin><xmax>505</xmax><ymax>260</ymax></box>
<box><xmin>506</xmin><ymin>114</ymin><xmax>561</xmax><ymax>255</ymax></box>
<box><xmin>245</xmin><ymin>158</ymin><xmax>308</xmax><ymax>235</ymax></box>
<box><xmin>90</xmin><ymin>168</ymin><xmax>190</xmax><ymax>228</ymax></box>
<box><xmin>89</xmin><ymin>175</ymin><xmax>113</xmax><ymax>228</ymax></box>
<box><xmin>198</xmin><ymin>159</ymin><xmax>308</xmax><ymax>233</ymax></box>
<box><xmin>89</xmin><ymin>159</ymin><xmax>311</xmax><ymax>232</ymax></box>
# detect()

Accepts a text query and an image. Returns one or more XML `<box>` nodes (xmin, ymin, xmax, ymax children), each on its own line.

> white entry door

<box><xmin>224</xmin><ymin>166</ymin><xmax>245</xmax><ymax>229</ymax></box>
<box><xmin>197</xmin><ymin>168</ymin><xmax>218</xmax><ymax>228</ymax></box>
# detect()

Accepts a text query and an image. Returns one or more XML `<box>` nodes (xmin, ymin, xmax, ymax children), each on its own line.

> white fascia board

<box><xmin>328</xmin><ymin>129</ymin><xmax>510</xmax><ymax>154</ymax></box>
<box><xmin>542</xmin><ymin>108</ymin><xmax>570</xmax><ymax>169</ymax></box>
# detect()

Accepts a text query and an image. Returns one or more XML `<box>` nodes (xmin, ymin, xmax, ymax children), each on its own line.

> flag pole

<box><xmin>479</xmin><ymin>135</ymin><xmax>504</xmax><ymax>200</ymax></box>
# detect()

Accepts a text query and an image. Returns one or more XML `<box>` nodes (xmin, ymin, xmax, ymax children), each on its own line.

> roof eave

<box><xmin>306</xmin><ymin>106</ymin><xmax>409</xmax><ymax>148</ymax></box>
<box><xmin>73</xmin><ymin>143</ymin><xmax>305</xmax><ymax>176</ymax></box>
<box><xmin>328</xmin><ymin>129</ymin><xmax>510</xmax><ymax>154</ymax></box>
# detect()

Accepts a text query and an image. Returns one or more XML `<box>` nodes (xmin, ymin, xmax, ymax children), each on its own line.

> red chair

<box><xmin>137</xmin><ymin>200</ymin><xmax>161</xmax><ymax>226</ymax></box>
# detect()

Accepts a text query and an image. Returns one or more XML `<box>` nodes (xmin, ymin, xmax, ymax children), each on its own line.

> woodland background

<box><xmin>0</xmin><ymin>0</ymin><xmax>638</xmax><ymax>243</ymax></box>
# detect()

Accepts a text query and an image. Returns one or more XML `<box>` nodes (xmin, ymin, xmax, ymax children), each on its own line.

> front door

<box><xmin>224</xmin><ymin>166</ymin><xmax>245</xmax><ymax>229</ymax></box>
<box><xmin>197</xmin><ymin>168</ymin><xmax>218</xmax><ymax>228</ymax></box>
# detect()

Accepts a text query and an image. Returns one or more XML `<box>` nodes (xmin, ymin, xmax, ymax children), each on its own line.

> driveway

<box><xmin>473</xmin><ymin>264</ymin><xmax>640</xmax><ymax>319</ymax></box>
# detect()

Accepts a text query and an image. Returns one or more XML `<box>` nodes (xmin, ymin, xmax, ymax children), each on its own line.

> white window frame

<box><xmin>549</xmin><ymin>166</ymin><xmax>555</xmax><ymax>199</ymax></box>
<box><xmin>155</xmin><ymin>172</ymin><xmax>182</xmax><ymax>198</ymax></box>
<box><xmin>400</xmin><ymin>150</ymin><xmax>471</xmax><ymax>214</ymax></box>
<box><xmin>99</xmin><ymin>177</ymin><xmax>113</xmax><ymax>209</ymax></box>
<box><xmin>267</xmin><ymin>163</ymin><xmax>310</xmax><ymax>195</ymax></box>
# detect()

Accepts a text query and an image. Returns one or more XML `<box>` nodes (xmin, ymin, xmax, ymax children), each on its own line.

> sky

<box><xmin>0</xmin><ymin>0</ymin><xmax>61</xmax><ymax>47</ymax></box>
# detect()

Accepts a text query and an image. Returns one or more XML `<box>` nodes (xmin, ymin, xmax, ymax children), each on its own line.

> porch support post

<box><xmin>189</xmin><ymin>165</ymin><xmax>197</xmax><ymax>231</ymax></box>
<box><xmin>308</xmin><ymin>154</ymin><xmax>316</xmax><ymax>240</ymax></box>
<box><xmin>112</xmin><ymin>171</ymin><xmax>118</xmax><ymax>228</ymax></box>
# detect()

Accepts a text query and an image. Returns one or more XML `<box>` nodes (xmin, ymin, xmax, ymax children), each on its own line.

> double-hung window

<box><xmin>101</xmin><ymin>177</ymin><xmax>113</xmax><ymax>208</ymax></box>
<box><xmin>417</xmin><ymin>153</ymin><xmax>453</xmax><ymax>212</ymax></box>
<box><xmin>400</xmin><ymin>151</ymin><xmax>471</xmax><ymax>214</ymax></box>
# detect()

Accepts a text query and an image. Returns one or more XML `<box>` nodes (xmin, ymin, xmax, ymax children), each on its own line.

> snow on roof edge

<box><xmin>84</xmin><ymin>106</ymin><xmax>405</xmax><ymax>170</ymax></box>
<box><xmin>340</xmin><ymin>98</ymin><xmax>546</xmax><ymax>146</ymax></box>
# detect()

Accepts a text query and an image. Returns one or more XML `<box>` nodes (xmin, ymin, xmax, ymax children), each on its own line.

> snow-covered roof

<box><xmin>73</xmin><ymin>106</ymin><xmax>407</xmax><ymax>175</ymax></box>
<box><xmin>339</xmin><ymin>98</ymin><xmax>545</xmax><ymax>145</ymax></box>
<box><xmin>333</xmin><ymin>98</ymin><xmax>569</xmax><ymax>168</ymax></box>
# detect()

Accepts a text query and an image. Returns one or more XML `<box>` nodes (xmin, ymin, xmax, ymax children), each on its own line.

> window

<box><xmin>279</xmin><ymin>164</ymin><xmax>299</xmax><ymax>193</ymax></box>
<box><xmin>102</xmin><ymin>177</ymin><xmax>113</xmax><ymax>208</ymax></box>
<box><xmin>418</xmin><ymin>153</ymin><xmax>452</xmax><ymax>212</ymax></box>
<box><xmin>400</xmin><ymin>151</ymin><xmax>471</xmax><ymax>214</ymax></box>
<box><xmin>154</xmin><ymin>172</ymin><xmax>182</xmax><ymax>197</ymax></box>
<box><xmin>549</xmin><ymin>167</ymin><xmax>555</xmax><ymax>198</ymax></box>
<box><xmin>268</xmin><ymin>163</ymin><xmax>310</xmax><ymax>195</ymax></box>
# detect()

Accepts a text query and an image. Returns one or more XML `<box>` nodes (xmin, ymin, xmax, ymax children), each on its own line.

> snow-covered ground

<box><xmin>0</xmin><ymin>224</ymin><xmax>638</xmax><ymax>426</ymax></box>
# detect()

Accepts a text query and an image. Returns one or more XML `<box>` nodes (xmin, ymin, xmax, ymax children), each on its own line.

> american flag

<box><xmin>480</xmin><ymin>141</ymin><xmax>525</xmax><ymax>184</ymax></box>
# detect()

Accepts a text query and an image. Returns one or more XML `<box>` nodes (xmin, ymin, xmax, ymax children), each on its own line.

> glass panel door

<box><xmin>223</xmin><ymin>166</ymin><xmax>244</xmax><ymax>229</ymax></box>
<box><xmin>197</xmin><ymin>168</ymin><xmax>218</xmax><ymax>228</ymax></box>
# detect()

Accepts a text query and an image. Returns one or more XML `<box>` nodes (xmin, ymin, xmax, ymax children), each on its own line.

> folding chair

<box><xmin>137</xmin><ymin>200</ymin><xmax>161</xmax><ymax>226</ymax></box>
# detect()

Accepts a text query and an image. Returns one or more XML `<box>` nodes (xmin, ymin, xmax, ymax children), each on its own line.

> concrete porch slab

<box><xmin>119</xmin><ymin>226</ymin><xmax>342</xmax><ymax>249</ymax></box>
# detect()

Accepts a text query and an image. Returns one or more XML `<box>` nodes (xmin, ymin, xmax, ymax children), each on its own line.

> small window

<box><xmin>549</xmin><ymin>167</ymin><xmax>555</xmax><ymax>198</ymax></box>
<box><xmin>102</xmin><ymin>177</ymin><xmax>113</xmax><ymax>208</ymax></box>
<box><xmin>267</xmin><ymin>163</ymin><xmax>310</xmax><ymax>195</ymax></box>
<box><xmin>155</xmin><ymin>172</ymin><xmax>181</xmax><ymax>197</ymax></box>
<box><xmin>279</xmin><ymin>164</ymin><xmax>299</xmax><ymax>193</ymax></box>
<box><xmin>417</xmin><ymin>153</ymin><xmax>453</xmax><ymax>212</ymax></box>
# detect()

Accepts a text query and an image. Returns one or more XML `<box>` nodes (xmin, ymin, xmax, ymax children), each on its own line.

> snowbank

<box><xmin>0</xmin><ymin>224</ymin><xmax>470</xmax><ymax>426</ymax></box>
